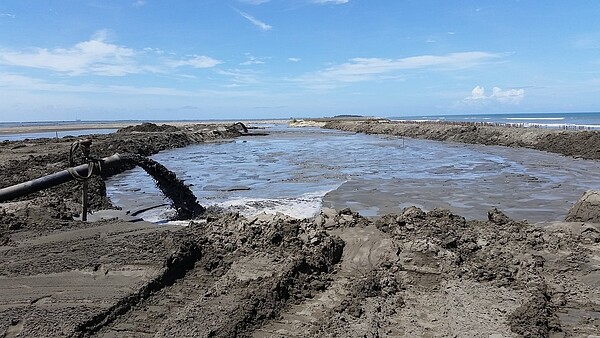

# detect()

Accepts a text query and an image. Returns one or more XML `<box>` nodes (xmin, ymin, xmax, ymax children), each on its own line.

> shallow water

<box><xmin>106</xmin><ymin>125</ymin><xmax>600</xmax><ymax>222</ymax></box>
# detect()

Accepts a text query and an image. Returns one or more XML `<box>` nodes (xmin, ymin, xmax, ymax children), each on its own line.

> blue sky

<box><xmin>1</xmin><ymin>1</ymin><xmax>599</xmax><ymax>121</ymax></box>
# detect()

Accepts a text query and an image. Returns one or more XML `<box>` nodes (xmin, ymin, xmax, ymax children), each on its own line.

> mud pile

<box><xmin>2</xmin><ymin>206</ymin><xmax>597</xmax><ymax>337</ymax></box>
<box><xmin>0</xmin><ymin>210</ymin><xmax>345</xmax><ymax>337</ymax></box>
<box><xmin>117</xmin><ymin>122</ymin><xmax>180</xmax><ymax>133</ymax></box>
<box><xmin>296</xmin><ymin>207</ymin><xmax>597</xmax><ymax>337</ymax></box>
<box><xmin>324</xmin><ymin>120</ymin><xmax>600</xmax><ymax>160</ymax></box>
<box><xmin>566</xmin><ymin>190</ymin><xmax>600</xmax><ymax>223</ymax></box>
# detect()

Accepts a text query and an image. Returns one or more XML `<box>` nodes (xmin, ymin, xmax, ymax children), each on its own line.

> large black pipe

<box><xmin>0</xmin><ymin>153</ymin><xmax>123</xmax><ymax>203</ymax></box>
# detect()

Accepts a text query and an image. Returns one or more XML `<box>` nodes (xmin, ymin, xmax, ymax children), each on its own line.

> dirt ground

<box><xmin>1</xmin><ymin>122</ymin><xmax>599</xmax><ymax>337</ymax></box>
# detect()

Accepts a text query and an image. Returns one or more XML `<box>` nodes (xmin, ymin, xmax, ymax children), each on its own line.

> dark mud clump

<box><xmin>117</xmin><ymin>122</ymin><xmax>180</xmax><ymax>133</ymax></box>
<box><xmin>120</xmin><ymin>153</ymin><xmax>204</xmax><ymax>219</ymax></box>
<box><xmin>565</xmin><ymin>190</ymin><xmax>600</xmax><ymax>223</ymax></box>
<box><xmin>508</xmin><ymin>284</ymin><xmax>562</xmax><ymax>337</ymax></box>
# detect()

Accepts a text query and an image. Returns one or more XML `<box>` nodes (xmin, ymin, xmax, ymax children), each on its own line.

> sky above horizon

<box><xmin>1</xmin><ymin>1</ymin><xmax>600</xmax><ymax>122</ymax></box>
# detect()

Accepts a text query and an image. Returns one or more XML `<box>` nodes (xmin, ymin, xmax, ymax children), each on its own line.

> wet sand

<box><xmin>1</xmin><ymin>121</ymin><xmax>600</xmax><ymax>337</ymax></box>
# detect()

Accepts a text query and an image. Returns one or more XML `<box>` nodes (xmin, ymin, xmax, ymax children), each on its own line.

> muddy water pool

<box><xmin>106</xmin><ymin>125</ymin><xmax>600</xmax><ymax>222</ymax></box>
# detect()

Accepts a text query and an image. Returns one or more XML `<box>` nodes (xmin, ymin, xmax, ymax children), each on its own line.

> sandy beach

<box><xmin>1</xmin><ymin>121</ymin><xmax>599</xmax><ymax>337</ymax></box>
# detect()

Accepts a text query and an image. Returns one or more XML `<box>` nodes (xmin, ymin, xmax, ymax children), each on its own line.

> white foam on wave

<box><xmin>130</xmin><ymin>184</ymin><xmax>343</xmax><ymax>223</ymax></box>
<box><xmin>136</xmin><ymin>206</ymin><xmax>176</xmax><ymax>223</ymax></box>
<box><xmin>217</xmin><ymin>189</ymin><xmax>335</xmax><ymax>219</ymax></box>
<box><xmin>391</xmin><ymin>119</ymin><xmax>444</xmax><ymax>123</ymax></box>
<box><xmin>515</xmin><ymin>123</ymin><xmax>600</xmax><ymax>129</ymax></box>
<box><xmin>135</xmin><ymin>187</ymin><xmax>340</xmax><ymax>223</ymax></box>
<box><xmin>505</xmin><ymin>117</ymin><xmax>565</xmax><ymax>121</ymax></box>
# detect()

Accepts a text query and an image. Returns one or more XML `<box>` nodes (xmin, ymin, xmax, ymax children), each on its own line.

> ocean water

<box><xmin>390</xmin><ymin>112</ymin><xmax>600</xmax><ymax>130</ymax></box>
<box><xmin>0</xmin><ymin>120</ymin><xmax>139</xmax><ymax>129</ymax></box>
<box><xmin>105</xmin><ymin>124</ymin><xmax>600</xmax><ymax>222</ymax></box>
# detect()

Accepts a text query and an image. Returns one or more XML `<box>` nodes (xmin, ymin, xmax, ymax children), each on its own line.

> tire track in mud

<box><xmin>92</xmin><ymin>252</ymin><xmax>338</xmax><ymax>337</ymax></box>
<box><xmin>252</xmin><ymin>225</ymin><xmax>397</xmax><ymax>337</ymax></box>
<box><xmin>84</xmin><ymin>214</ymin><xmax>346</xmax><ymax>338</ymax></box>
<box><xmin>93</xmin><ymin>258</ymin><xmax>220</xmax><ymax>338</ymax></box>
<box><xmin>72</xmin><ymin>240</ymin><xmax>202</xmax><ymax>338</ymax></box>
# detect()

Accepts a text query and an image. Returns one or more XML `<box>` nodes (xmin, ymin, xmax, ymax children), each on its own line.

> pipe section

<box><xmin>0</xmin><ymin>153</ymin><xmax>123</xmax><ymax>203</ymax></box>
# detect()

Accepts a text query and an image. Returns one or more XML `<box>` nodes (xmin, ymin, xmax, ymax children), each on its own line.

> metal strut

<box><xmin>68</xmin><ymin>139</ymin><xmax>97</xmax><ymax>221</ymax></box>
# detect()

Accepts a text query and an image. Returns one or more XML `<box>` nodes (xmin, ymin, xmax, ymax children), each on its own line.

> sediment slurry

<box><xmin>323</xmin><ymin>120</ymin><xmax>600</xmax><ymax>160</ymax></box>
<box><xmin>119</xmin><ymin>153</ymin><xmax>204</xmax><ymax>220</ymax></box>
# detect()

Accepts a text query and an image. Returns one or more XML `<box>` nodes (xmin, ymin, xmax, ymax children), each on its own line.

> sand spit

<box><xmin>1</xmin><ymin>122</ymin><xmax>599</xmax><ymax>337</ymax></box>
<box><xmin>323</xmin><ymin>120</ymin><xmax>600</xmax><ymax>160</ymax></box>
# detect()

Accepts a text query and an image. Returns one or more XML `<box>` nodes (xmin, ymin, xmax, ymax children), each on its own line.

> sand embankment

<box><xmin>323</xmin><ymin>120</ymin><xmax>600</xmax><ymax>160</ymax></box>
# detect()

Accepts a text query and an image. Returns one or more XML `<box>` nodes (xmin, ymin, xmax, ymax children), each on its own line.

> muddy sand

<box><xmin>1</xmin><ymin>121</ymin><xmax>599</xmax><ymax>337</ymax></box>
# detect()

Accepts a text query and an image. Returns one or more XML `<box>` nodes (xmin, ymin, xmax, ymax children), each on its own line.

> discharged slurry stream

<box><xmin>120</xmin><ymin>154</ymin><xmax>204</xmax><ymax>220</ymax></box>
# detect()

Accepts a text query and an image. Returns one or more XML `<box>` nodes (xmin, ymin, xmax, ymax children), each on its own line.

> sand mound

<box><xmin>566</xmin><ymin>190</ymin><xmax>600</xmax><ymax>223</ymax></box>
<box><xmin>118</xmin><ymin>122</ymin><xmax>180</xmax><ymax>133</ymax></box>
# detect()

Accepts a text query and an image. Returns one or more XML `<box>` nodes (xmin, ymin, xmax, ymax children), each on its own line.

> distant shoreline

<box><xmin>0</xmin><ymin>119</ymin><xmax>290</xmax><ymax>135</ymax></box>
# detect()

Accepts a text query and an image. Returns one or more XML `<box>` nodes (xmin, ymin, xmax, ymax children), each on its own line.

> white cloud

<box><xmin>217</xmin><ymin>68</ymin><xmax>261</xmax><ymax>85</ymax></box>
<box><xmin>240</xmin><ymin>53</ymin><xmax>267</xmax><ymax>65</ymax></box>
<box><xmin>143</xmin><ymin>47</ymin><xmax>166</xmax><ymax>55</ymax></box>
<box><xmin>0</xmin><ymin>72</ymin><xmax>189</xmax><ymax>96</ymax></box>
<box><xmin>0</xmin><ymin>32</ymin><xmax>222</xmax><ymax>76</ymax></box>
<box><xmin>572</xmin><ymin>35</ymin><xmax>600</xmax><ymax>49</ymax></box>
<box><xmin>240</xmin><ymin>60</ymin><xmax>265</xmax><ymax>65</ymax></box>
<box><xmin>233</xmin><ymin>8</ymin><xmax>272</xmax><ymax>31</ymax></box>
<box><xmin>312</xmin><ymin>0</ymin><xmax>349</xmax><ymax>4</ymax></box>
<box><xmin>491</xmin><ymin>87</ymin><xmax>525</xmax><ymax>103</ymax></box>
<box><xmin>168</xmin><ymin>55</ymin><xmax>222</xmax><ymax>68</ymax></box>
<box><xmin>295</xmin><ymin>52</ymin><xmax>504</xmax><ymax>88</ymax></box>
<box><xmin>464</xmin><ymin>85</ymin><xmax>525</xmax><ymax>104</ymax></box>
<box><xmin>0</xmin><ymin>13</ymin><xmax>16</xmax><ymax>18</ymax></box>
<box><xmin>468</xmin><ymin>85</ymin><xmax>486</xmax><ymax>100</ymax></box>
<box><xmin>288</xmin><ymin>57</ymin><xmax>301</xmax><ymax>62</ymax></box>
<box><xmin>132</xmin><ymin>0</ymin><xmax>147</xmax><ymax>7</ymax></box>
<box><xmin>238</xmin><ymin>0</ymin><xmax>271</xmax><ymax>4</ymax></box>
<box><xmin>0</xmin><ymin>31</ymin><xmax>137</xmax><ymax>76</ymax></box>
